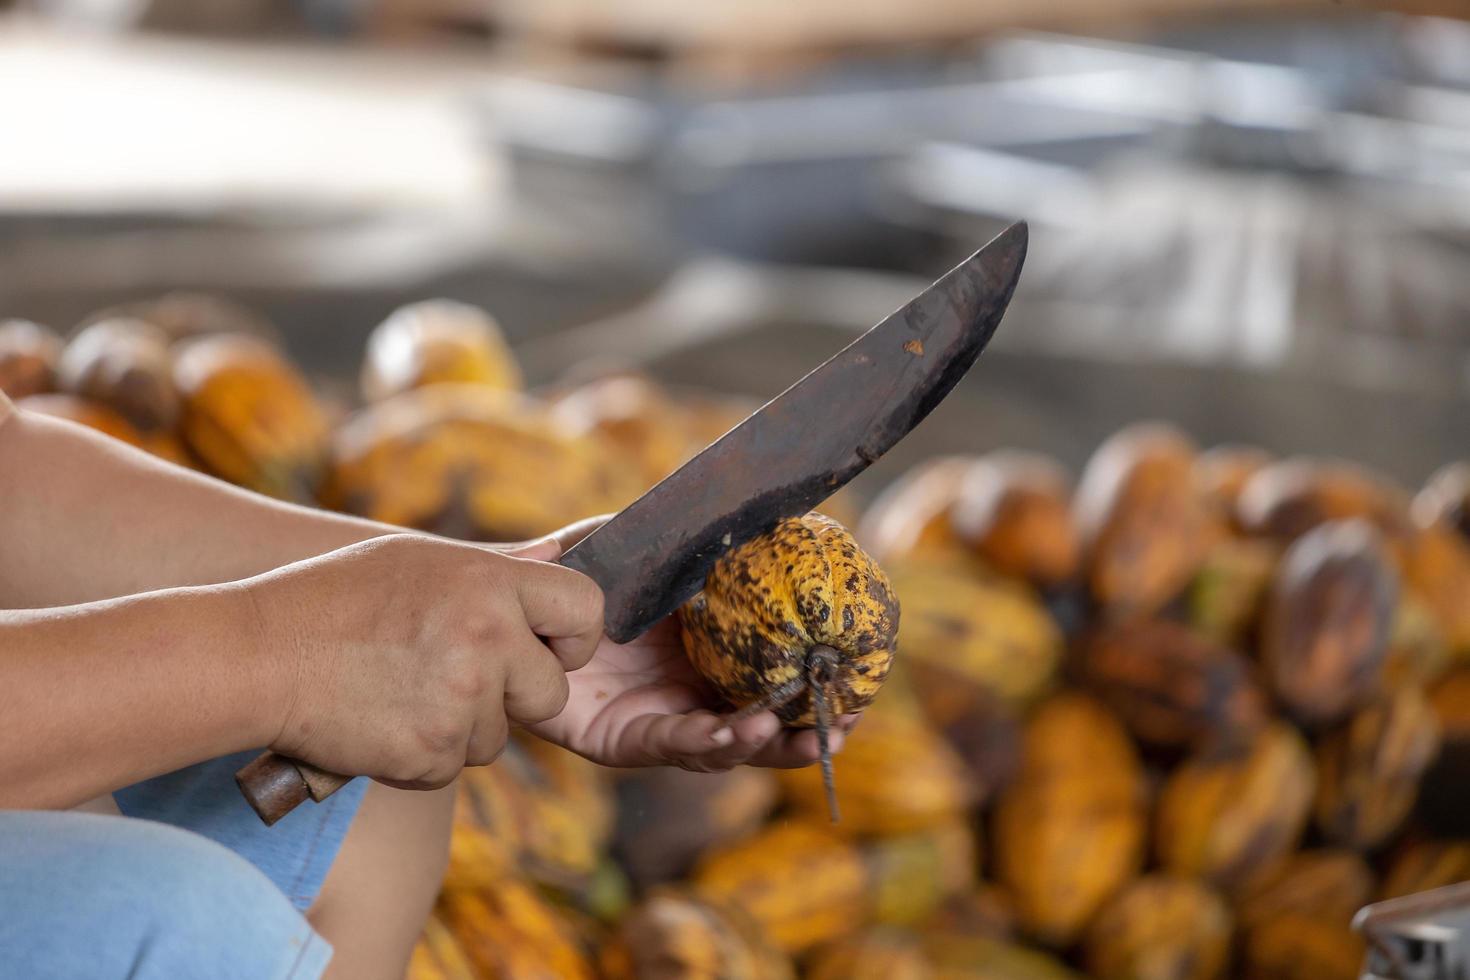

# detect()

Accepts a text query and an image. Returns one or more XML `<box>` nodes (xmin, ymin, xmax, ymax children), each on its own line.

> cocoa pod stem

<box><xmin>809</xmin><ymin>645</ymin><xmax>841</xmax><ymax>824</ymax></box>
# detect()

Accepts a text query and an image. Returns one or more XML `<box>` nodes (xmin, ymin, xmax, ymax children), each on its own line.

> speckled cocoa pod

<box><xmin>599</xmin><ymin>889</ymin><xmax>794</xmax><ymax>980</ymax></box>
<box><xmin>778</xmin><ymin>702</ymin><xmax>976</xmax><ymax>835</ymax></box>
<box><xmin>693</xmin><ymin>821</ymin><xmax>868</xmax><ymax>954</ymax></box>
<box><xmin>1236</xmin><ymin>457</ymin><xmax>1412</xmax><ymax>544</ymax></box>
<box><xmin>858</xmin><ymin>456</ymin><xmax>979</xmax><ymax>567</ymax></box>
<box><xmin>1260</xmin><ymin>519</ymin><xmax>1398</xmax><ymax>728</ymax></box>
<box><xmin>1240</xmin><ymin>913</ymin><xmax>1364</xmax><ymax>980</ymax></box>
<box><xmin>1415</xmin><ymin>462</ymin><xmax>1470</xmax><ymax>541</ymax></box>
<box><xmin>1079</xmin><ymin>618</ymin><xmax>1266</xmax><ymax>750</ymax></box>
<box><xmin>1380</xmin><ymin>838</ymin><xmax>1470</xmax><ymax>899</ymax></box>
<box><xmin>1083</xmin><ymin>875</ymin><xmax>1232</xmax><ymax>980</ymax></box>
<box><xmin>993</xmin><ymin>693</ymin><xmax>1147</xmax><ymax>946</ymax></box>
<box><xmin>1404</xmin><ymin>523</ymin><xmax>1470</xmax><ymax>657</ymax></box>
<box><xmin>1186</xmin><ymin>537</ymin><xmax>1278</xmax><ymax>647</ymax></box>
<box><xmin>0</xmin><ymin>319</ymin><xmax>61</xmax><ymax>399</ymax></box>
<box><xmin>807</xmin><ymin>930</ymin><xmax>932</xmax><ymax>980</ymax></box>
<box><xmin>1074</xmin><ymin>422</ymin><xmax>1211</xmax><ymax>617</ymax></box>
<box><xmin>1195</xmin><ymin>444</ymin><xmax>1272</xmax><ymax>520</ymax></box>
<box><xmin>1156</xmin><ymin>722</ymin><xmax>1316</xmax><ymax>889</ymax></box>
<box><xmin>611</xmin><ymin>767</ymin><xmax>778</xmax><ymax>889</ymax></box>
<box><xmin>1234</xmin><ymin>849</ymin><xmax>1374</xmax><ymax>932</ymax></box>
<box><xmin>1314</xmin><ymin>686</ymin><xmax>1440</xmax><ymax>849</ymax></box>
<box><xmin>867</xmin><ymin>819</ymin><xmax>979</xmax><ymax>927</ymax></box>
<box><xmin>949</xmin><ymin>451</ymin><xmax>1081</xmax><ymax>589</ymax></box>
<box><xmin>886</xmin><ymin>562</ymin><xmax>1062</xmax><ymax>719</ymax></box>
<box><xmin>58</xmin><ymin>318</ymin><xmax>179</xmax><ymax>433</ymax></box>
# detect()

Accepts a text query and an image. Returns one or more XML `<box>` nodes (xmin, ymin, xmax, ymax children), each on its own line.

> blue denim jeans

<box><xmin>0</xmin><ymin>752</ymin><xmax>367</xmax><ymax>979</ymax></box>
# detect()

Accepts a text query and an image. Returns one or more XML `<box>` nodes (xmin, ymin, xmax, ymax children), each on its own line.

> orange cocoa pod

<box><xmin>1415</xmin><ymin>461</ymin><xmax>1470</xmax><ymax>541</ymax></box>
<box><xmin>1403</xmin><ymin>523</ymin><xmax>1470</xmax><ymax>656</ymax></box>
<box><xmin>1380</xmin><ymin>837</ymin><xmax>1470</xmax><ymax>899</ymax></box>
<box><xmin>407</xmin><ymin>913</ymin><xmax>478</xmax><ymax>980</ymax></box>
<box><xmin>549</xmin><ymin>373</ymin><xmax>694</xmax><ymax>489</ymax></box>
<box><xmin>599</xmin><ymin>889</ymin><xmax>794</xmax><ymax>980</ymax></box>
<box><xmin>1074</xmin><ymin>422</ymin><xmax>1210</xmax><ymax>616</ymax></box>
<box><xmin>949</xmin><ymin>450</ymin><xmax>1080</xmax><ymax>589</ymax></box>
<box><xmin>1079</xmin><ymin>618</ymin><xmax>1266</xmax><ymax>750</ymax></box>
<box><xmin>858</xmin><ymin>456</ymin><xmax>980</xmax><ymax>568</ymax></box>
<box><xmin>1260</xmin><ymin>519</ymin><xmax>1398</xmax><ymax>728</ymax></box>
<box><xmin>1240</xmin><ymin>913</ymin><xmax>1364</xmax><ymax>980</ymax></box>
<box><xmin>0</xmin><ymin>319</ymin><xmax>62</xmax><ymax>399</ymax></box>
<box><xmin>1083</xmin><ymin>875</ymin><xmax>1233</xmax><ymax>980</ymax></box>
<box><xmin>1234</xmin><ymin>849</ymin><xmax>1374</xmax><ymax>932</ymax></box>
<box><xmin>58</xmin><ymin>318</ymin><xmax>178</xmax><ymax>433</ymax></box>
<box><xmin>808</xmin><ymin>930</ymin><xmax>933</xmax><ymax>980</ymax></box>
<box><xmin>15</xmin><ymin>393</ymin><xmax>147</xmax><ymax>448</ymax></box>
<box><xmin>1236</xmin><ymin>457</ymin><xmax>1412</xmax><ymax>545</ymax></box>
<box><xmin>1195</xmin><ymin>444</ymin><xmax>1272</xmax><ymax>520</ymax></box>
<box><xmin>438</xmin><ymin>877</ymin><xmax>595</xmax><ymax>980</ymax></box>
<box><xmin>361</xmin><ymin>298</ymin><xmax>521</xmax><ymax>402</ymax></box>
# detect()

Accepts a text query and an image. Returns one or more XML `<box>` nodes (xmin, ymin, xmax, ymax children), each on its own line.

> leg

<box><xmin>0</xmin><ymin>810</ymin><xmax>333</xmax><ymax>980</ymax></box>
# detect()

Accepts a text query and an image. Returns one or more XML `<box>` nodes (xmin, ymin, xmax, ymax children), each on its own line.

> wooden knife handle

<box><xmin>235</xmin><ymin>752</ymin><xmax>352</xmax><ymax>826</ymax></box>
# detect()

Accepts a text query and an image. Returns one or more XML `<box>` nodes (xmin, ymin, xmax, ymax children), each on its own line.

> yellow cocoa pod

<box><xmin>1314</xmin><ymin>686</ymin><xmax>1440</xmax><ymax>849</ymax></box>
<box><xmin>0</xmin><ymin>319</ymin><xmax>61</xmax><ymax>399</ymax></box>
<box><xmin>1083</xmin><ymin>875</ymin><xmax>1232</xmax><ymax>980</ymax></box>
<box><xmin>1194</xmin><ymin>444</ymin><xmax>1272</xmax><ymax>520</ymax></box>
<box><xmin>1380</xmin><ymin>837</ymin><xmax>1470</xmax><ymax>899</ymax></box>
<box><xmin>858</xmin><ymin>456</ymin><xmax>981</xmax><ymax>568</ymax></box>
<box><xmin>1404</xmin><ymin>523</ymin><xmax>1470</xmax><ymax>657</ymax></box>
<box><xmin>1239</xmin><ymin>913</ymin><xmax>1364</xmax><ymax>980</ymax></box>
<box><xmin>327</xmin><ymin>384</ymin><xmax>634</xmax><ymax>540</ymax></box>
<box><xmin>949</xmin><ymin>450</ymin><xmax>1081</xmax><ymax>589</ymax></box>
<box><xmin>438</xmin><ymin>877</ymin><xmax>595</xmax><ymax>980</ymax></box>
<box><xmin>1186</xmin><ymin>537</ymin><xmax>1278</xmax><ymax>647</ymax></box>
<box><xmin>58</xmin><ymin>318</ymin><xmax>178</xmax><ymax>433</ymax></box>
<box><xmin>1234</xmin><ymin>849</ymin><xmax>1373</xmax><ymax>932</ymax></box>
<box><xmin>885</xmin><ymin>562</ymin><xmax>1062</xmax><ymax>720</ymax></box>
<box><xmin>549</xmin><ymin>373</ymin><xmax>695</xmax><ymax>490</ymax></box>
<box><xmin>407</xmin><ymin>913</ymin><xmax>478</xmax><ymax>980</ymax></box>
<box><xmin>993</xmin><ymin>694</ymin><xmax>1146</xmax><ymax>946</ymax></box>
<box><xmin>1260</xmin><ymin>519</ymin><xmax>1398</xmax><ymax>728</ymax></box>
<box><xmin>1074</xmin><ymin>422</ymin><xmax>1211</xmax><ymax>616</ymax></box>
<box><xmin>1156</xmin><ymin>722</ymin><xmax>1315</xmax><ymax>889</ymax></box>
<box><xmin>867</xmin><ymin>818</ymin><xmax>980</xmax><ymax>927</ymax></box>
<box><xmin>1237</xmin><ymin>456</ymin><xmax>1412</xmax><ymax>542</ymax></box>
<box><xmin>360</xmin><ymin>298</ymin><xmax>521</xmax><ymax>402</ymax></box>
<box><xmin>173</xmin><ymin>334</ymin><xmax>329</xmax><ymax>502</ymax></box>
<box><xmin>1079</xmin><ymin>618</ymin><xmax>1266</xmax><ymax>750</ymax></box>
<box><xmin>611</xmin><ymin>766</ymin><xmax>779</xmax><ymax>889</ymax></box>
<box><xmin>808</xmin><ymin>930</ymin><xmax>933</xmax><ymax>980</ymax></box>
<box><xmin>442</xmin><ymin>820</ymin><xmax>516</xmax><ymax>894</ymax></box>
<box><xmin>921</xmin><ymin>934</ymin><xmax>1083</xmax><ymax>980</ymax></box>
<box><xmin>599</xmin><ymin>889</ymin><xmax>794</xmax><ymax>980</ymax></box>
<box><xmin>778</xmin><ymin>703</ymin><xmax>976</xmax><ymax>834</ymax></box>
<box><xmin>1385</xmin><ymin>594</ymin><xmax>1449</xmax><ymax>693</ymax></box>
<box><xmin>1415</xmin><ymin>461</ymin><xmax>1470</xmax><ymax>541</ymax></box>
<box><xmin>693</xmin><ymin>821</ymin><xmax>868</xmax><ymax>954</ymax></box>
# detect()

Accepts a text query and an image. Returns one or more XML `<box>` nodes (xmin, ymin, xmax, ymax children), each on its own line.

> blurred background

<box><xmin>4</xmin><ymin>0</ymin><xmax>1468</xmax><ymax>495</ymax></box>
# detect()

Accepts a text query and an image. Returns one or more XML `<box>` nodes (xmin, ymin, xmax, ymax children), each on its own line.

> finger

<box><xmin>608</xmin><ymin>710</ymin><xmax>735</xmax><ymax>768</ymax></box>
<box><xmin>748</xmin><ymin>726</ymin><xmax>849</xmax><ymax>769</ymax></box>
<box><xmin>501</xmin><ymin>638</ymin><xmax>571</xmax><ymax>727</ymax></box>
<box><xmin>501</xmin><ymin>514</ymin><xmax>615</xmax><ymax>563</ymax></box>
<box><xmin>509</xmin><ymin>559</ymin><xmax>606</xmax><ymax>669</ymax></box>
<box><xmin>695</xmin><ymin>710</ymin><xmax>782</xmax><ymax>771</ymax></box>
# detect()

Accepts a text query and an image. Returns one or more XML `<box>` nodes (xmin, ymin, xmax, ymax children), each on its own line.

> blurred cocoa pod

<box><xmin>1186</xmin><ymin>537</ymin><xmax>1277</xmax><ymax>647</ymax></box>
<box><xmin>859</xmin><ymin>456</ymin><xmax>978</xmax><ymax>567</ymax></box>
<box><xmin>1156</xmin><ymin>722</ymin><xmax>1315</xmax><ymax>889</ymax></box>
<box><xmin>1239</xmin><ymin>913</ymin><xmax>1364</xmax><ymax>980</ymax></box>
<box><xmin>0</xmin><ymin>319</ymin><xmax>61</xmax><ymax>399</ymax></box>
<box><xmin>694</xmin><ymin>821</ymin><xmax>868</xmax><ymax>954</ymax></box>
<box><xmin>920</xmin><ymin>934</ymin><xmax>1083</xmax><ymax>979</ymax></box>
<box><xmin>1403</xmin><ymin>523</ymin><xmax>1470</xmax><ymax>656</ymax></box>
<box><xmin>361</xmin><ymin>299</ymin><xmax>521</xmax><ymax>403</ymax></box>
<box><xmin>1385</xmin><ymin>595</ymin><xmax>1449</xmax><ymax>693</ymax></box>
<box><xmin>1234</xmin><ymin>849</ymin><xmax>1374</xmax><ymax>932</ymax></box>
<box><xmin>1423</xmin><ymin>670</ymin><xmax>1470</xmax><ymax>838</ymax></box>
<box><xmin>442</xmin><ymin>818</ymin><xmax>516</xmax><ymax>895</ymax></box>
<box><xmin>1380</xmin><ymin>838</ymin><xmax>1470</xmax><ymax>898</ymax></box>
<box><xmin>599</xmin><ymin>889</ymin><xmax>794</xmax><ymax>980</ymax></box>
<box><xmin>1314</xmin><ymin>686</ymin><xmax>1440</xmax><ymax>849</ymax></box>
<box><xmin>1415</xmin><ymin>462</ymin><xmax>1470</xmax><ymax>541</ymax></box>
<box><xmin>80</xmin><ymin>292</ymin><xmax>278</xmax><ymax>344</ymax></box>
<box><xmin>993</xmin><ymin>693</ymin><xmax>1147</xmax><ymax>946</ymax></box>
<box><xmin>1260</xmin><ymin>519</ymin><xmax>1398</xmax><ymax>728</ymax></box>
<box><xmin>1079</xmin><ymin>618</ymin><xmax>1266</xmax><ymax>750</ymax></box>
<box><xmin>1074</xmin><ymin>422</ymin><xmax>1212</xmax><ymax>616</ymax></box>
<box><xmin>779</xmin><ymin>702</ymin><xmax>976</xmax><ymax>835</ymax></box>
<box><xmin>867</xmin><ymin>819</ymin><xmax>979</xmax><ymax>927</ymax></box>
<box><xmin>949</xmin><ymin>451</ymin><xmax>1080</xmax><ymax>589</ymax></box>
<box><xmin>549</xmin><ymin>373</ymin><xmax>694</xmax><ymax>490</ymax></box>
<box><xmin>936</xmin><ymin>692</ymin><xmax>1023</xmax><ymax>795</ymax></box>
<box><xmin>58</xmin><ymin>318</ymin><xmax>178</xmax><ymax>433</ymax></box>
<box><xmin>1236</xmin><ymin>457</ymin><xmax>1412</xmax><ymax>546</ymax></box>
<box><xmin>174</xmin><ymin>334</ymin><xmax>329</xmax><ymax>502</ymax></box>
<box><xmin>438</xmin><ymin>874</ymin><xmax>596</xmax><ymax>979</ymax></box>
<box><xmin>1195</xmin><ymin>444</ymin><xmax>1272</xmax><ymax>520</ymax></box>
<box><xmin>885</xmin><ymin>562</ymin><xmax>1062</xmax><ymax>719</ymax></box>
<box><xmin>16</xmin><ymin>393</ymin><xmax>147</xmax><ymax>448</ymax></box>
<box><xmin>922</xmin><ymin>885</ymin><xmax>1017</xmax><ymax>941</ymax></box>
<box><xmin>807</xmin><ymin>929</ymin><xmax>932</xmax><ymax>980</ymax></box>
<box><xmin>1083</xmin><ymin>874</ymin><xmax>1232</xmax><ymax>980</ymax></box>
<box><xmin>407</xmin><ymin>913</ymin><xmax>477</xmax><ymax>980</ymax></box>
<box><xmin>611</xmin><ymin>767</ymin><xmax>778</xmax><ymax>889</ymax></box>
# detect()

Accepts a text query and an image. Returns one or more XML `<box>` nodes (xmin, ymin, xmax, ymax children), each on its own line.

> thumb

<box><xmin>503</xmin><ymin>514</ymin><xmax>615</xmax><ymax>563</ymax></box>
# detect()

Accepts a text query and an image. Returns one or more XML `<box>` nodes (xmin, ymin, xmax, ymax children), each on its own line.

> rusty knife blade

<box><xmin>561</xmin><ymin>221</ymin><xmax>1027</xmax><ymax>643</ymax></box>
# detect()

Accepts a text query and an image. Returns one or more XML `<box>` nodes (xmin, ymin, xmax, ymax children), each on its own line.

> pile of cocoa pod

<box><xmin>8</xmin><ymin>299</ymin><xmax>1470</xmax><ymax>980</ymax></box>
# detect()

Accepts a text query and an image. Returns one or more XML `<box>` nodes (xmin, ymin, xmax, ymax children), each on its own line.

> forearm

<box><xmin>0</xmin><ymin>583</ymin><xmax>277</xmax><ymax>808</ymax></box>
<box><xmin>0</xmin><ymin>405</ymin><xmax>400</xmax><ymax>608</ymax></box>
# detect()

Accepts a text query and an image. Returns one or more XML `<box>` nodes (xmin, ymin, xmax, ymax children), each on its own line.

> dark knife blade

<box><xmin>561</xmin><ymin>221</ymin><xmax>1027</xmax><ymax>642</ymax></box>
